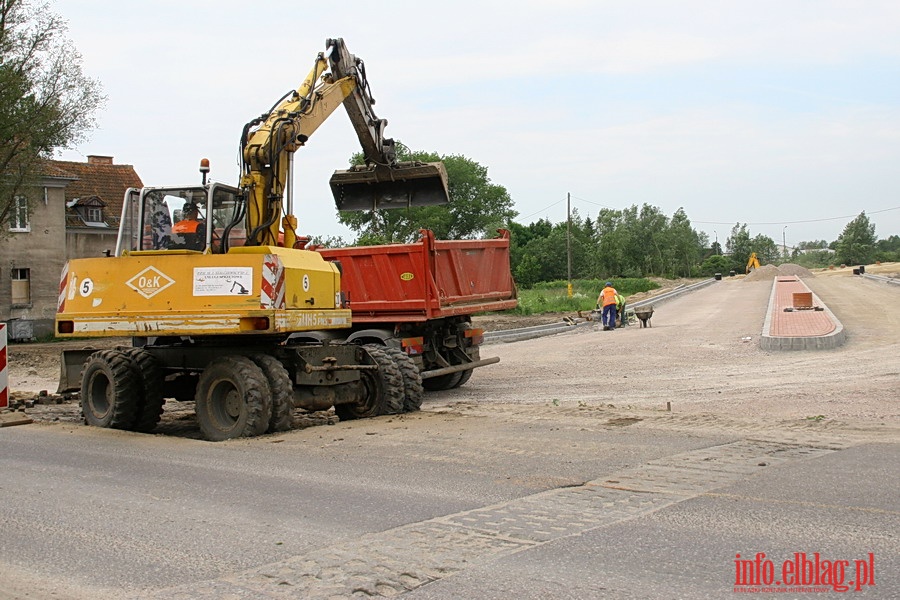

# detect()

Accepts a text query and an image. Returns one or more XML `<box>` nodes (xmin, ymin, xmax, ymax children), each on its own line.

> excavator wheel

<box><xmin>249</xmin><ymin>354</ymin><xmax>294</xmax><ymax>433</ymax></box>
<box><xmin>119</xmin><ymin>347</ymin><xmax>165</xmax><ymax>433</ymax></box>
<box><xmin>194</xmin><ymin>355</ymin><xmax>270</xmax><ymax>441</ymax></box>
<box><xmin>385</xmin><ymin>347</ymin><xmax>424</xmax><ymax>412</ymax></box>
<box><xmin>80</xmin><ymin>349</ymin><xmax>140</xmax><ymax>429</ymax></box>
<box><xmin>334</xmin><ymin>344</ymin><xmax>404</xmax><ymax>420</ymax></box>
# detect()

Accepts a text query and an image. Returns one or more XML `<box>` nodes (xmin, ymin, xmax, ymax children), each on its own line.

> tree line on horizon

<box><xmin>333</xmin><ymin>149</ymin><xmax>899</xmax><ymax>287</ymax></box>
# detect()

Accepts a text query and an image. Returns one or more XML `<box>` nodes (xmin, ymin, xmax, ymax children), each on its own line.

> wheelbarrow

<box><xmin>634</xmin><ymin>305</ymin><xmax>654</xmax><ymax>328</ymax></box>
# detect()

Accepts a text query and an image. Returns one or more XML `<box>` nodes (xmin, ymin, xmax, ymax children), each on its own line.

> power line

<box><xmin>517</xmin><ymin>198</ymin><xmax>566</xmax><ymax>221</ymax></box>
<box><xmin>692</xmin><ymin>205</ymin><xmax>900</xmax><ymax>226</ymax></box>
<box><xmin>569</xmin><ymin>195</ymin><xmax>619</xmax><ymax>210</ymax></box>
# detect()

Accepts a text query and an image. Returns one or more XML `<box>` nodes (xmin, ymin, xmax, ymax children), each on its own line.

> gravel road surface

<box><xmin>1</xmin><ymin>270</ymin><xmax>897</xmax><ymax>599</ymax></box>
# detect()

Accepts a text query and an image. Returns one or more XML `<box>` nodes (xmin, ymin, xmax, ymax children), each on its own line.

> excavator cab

<box><xmin>117</xmin><ymin>184</ymin><xmax>246</xmax><ymax>255</ymax></box>
<box><xmin>330</xmin><ymin>161</ymin><xmax>449</xmax><ymax>211</ymax></box>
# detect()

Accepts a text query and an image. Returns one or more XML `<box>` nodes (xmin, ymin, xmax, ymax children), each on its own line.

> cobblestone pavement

<box><xmin>143</xmin><ymin>439</ymin><xmax>838</xmax><ymax>599</ymax></box>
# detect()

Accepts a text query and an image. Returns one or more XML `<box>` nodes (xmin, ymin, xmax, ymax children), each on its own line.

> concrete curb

<box><xmin>760</xmin><ymin>279</ymin><xmax>846</xmax><ymax>351</ymax></box>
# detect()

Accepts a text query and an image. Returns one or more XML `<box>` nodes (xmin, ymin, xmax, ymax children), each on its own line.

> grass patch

<box><xmin>512</xmin><ymin>278</ymin><xmax>659</xmax><ymax>315</ymax></box>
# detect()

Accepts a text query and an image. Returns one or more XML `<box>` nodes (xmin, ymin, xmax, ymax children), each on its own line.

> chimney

<box><xmin>87</xmin><ymin>155</ymin><xmax>113</xmax><ymax>165</ymax></box>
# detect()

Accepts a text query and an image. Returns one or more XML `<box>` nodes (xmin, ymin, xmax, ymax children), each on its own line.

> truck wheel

<box><xmin>195</xmin><ymin>356</ymin><xmax>269</xmax><ymax>441</ymax></box>
<box><xmin>423</xmin><ymin>371</ymin><xmax>462</xmax><ymax>391</ymax></box>
<box><xmin>386</xmin><ymin>348</ymin><xmax>424</xmax><ymax>412</ymax></box>
<box><xmin>249</xmin><ymin>354</ymin><xmax>294</xmax><ymax>433</ymax></box>
<box><xmin>453</xmin><ymin>368</ymin><xmax>473</xmax><ymax>388</ymax></box>
<box><xmin>335</xmin><ymin>344</ymin><xmax>404</xmax><ymax>420</ymax></box>
<box><xmin>119</xmin><ymin>347</ymin><xmax>165</xmax><ymax>433</ymax></box>
<box><xmin>80</xmin><ymin>349</ymin><xmax>140</xmax><ymax>429</ymax></box>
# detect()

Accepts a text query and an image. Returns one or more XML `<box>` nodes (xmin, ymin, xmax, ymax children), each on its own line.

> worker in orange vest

<box><xmin>171</xmin><ymin>202</ymin><xmax>206</xmax><ymax>250</ymax></box>
<box><xmin>597</xmin><ymin>281</ymin><xmax>619</xmax><ymax>331</ymax></box>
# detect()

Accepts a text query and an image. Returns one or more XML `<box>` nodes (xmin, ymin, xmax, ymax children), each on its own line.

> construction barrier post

<box><xmin>0</xmin><ymin>322</ymin><xmax>8</xmax><ymax>409</ymax></box>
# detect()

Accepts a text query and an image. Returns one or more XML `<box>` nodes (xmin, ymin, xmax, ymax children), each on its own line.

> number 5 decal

<box><xmin>80</xmin><ymin>278</ymin><xmax>94</xmax><ymax>297</ymax></box>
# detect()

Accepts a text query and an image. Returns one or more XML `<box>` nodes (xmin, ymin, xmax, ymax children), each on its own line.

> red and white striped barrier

<box><xmin>0</xmin><ymin>322</ymin><xmax>8</xmax><ymax>409</ymax></box>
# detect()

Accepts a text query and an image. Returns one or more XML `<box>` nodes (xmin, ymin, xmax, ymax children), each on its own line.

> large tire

<box><xmin>453</xmin><ymin>368</ymin><xmax>473</xmax><ymax>388</ymax></box>
<box><xmin>385</xmin><ymin>347</ymin><xmax>424</xmax><ymax>412</ymax></box>
<box><xmin>195</xmin><ymin>355</ymin><xmax>270</xmax><ymax>441</ymax></box>
<box><xmin>80</xmin><ymin>349</ymin><xmax>140</xmax><ymax>429</ymax></box>
<box><xmin>423</xmin><ymin>370</ymin><xmax>463</xmax><ymax>391</ymax></box>
<box><xmin>249</xmin><ymin>354</ymin><xmax>294</xmax><ymax>433</ymax></box>
<box><xmin>334</xmin><ymin>344</ymin><xmax>404</xmax><ymax>420</ymax></box>
<box><xmin>119</xmin><ymin>347</ymin><xmax>165</xmax><ymax>433</ymax></box>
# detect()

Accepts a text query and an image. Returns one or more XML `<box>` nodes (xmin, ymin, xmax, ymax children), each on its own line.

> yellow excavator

<box><xmin>55</xmin><ymin>38</ymin><xmax>449</xmax><ymax>440</ymax></box>
<box><xmin>746</xmin><ymin>252</ymin><xmax>761</xmax><ymax>273</ymax></box>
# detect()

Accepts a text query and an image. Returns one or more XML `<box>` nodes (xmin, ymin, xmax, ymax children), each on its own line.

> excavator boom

<box><xmin>324</xmin><ymin>38</ymin><xmax>449</xmax><ymax>210</ymax></box>
<box><xmin>239</xmin><ymin>38</ymin><xmax>449</xmax><ymax>246</ymax></box>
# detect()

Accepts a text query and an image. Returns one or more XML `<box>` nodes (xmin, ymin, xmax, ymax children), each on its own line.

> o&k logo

<box><xmin>126</xmin><ymin>267</ymin><xmax>175</xmax><ymax>299</ymax></box>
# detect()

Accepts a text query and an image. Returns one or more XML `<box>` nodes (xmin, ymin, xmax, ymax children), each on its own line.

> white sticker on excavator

<box><xmin>193</xmin><ymin>267</ymin><xmax>254</xmax><ymax>296</ymax></box>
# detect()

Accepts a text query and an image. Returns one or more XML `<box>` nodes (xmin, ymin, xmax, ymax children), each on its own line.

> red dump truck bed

<box><xmin>317</xmin><ymin>229</ymin><xmax>517</xmax><ymax>323</ymax></box>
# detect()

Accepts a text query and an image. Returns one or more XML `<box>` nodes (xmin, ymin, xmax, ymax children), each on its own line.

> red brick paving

<box><xmin>769</xmin><ymin>277</ymin><xmax>835</xmax><ymax>337</ymax></box>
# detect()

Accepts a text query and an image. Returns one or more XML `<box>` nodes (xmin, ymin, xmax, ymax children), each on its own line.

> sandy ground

<box><xmin>5</xmin><ymin>265</ymin><xmax>899</xmax><ymax>443</ymax></box>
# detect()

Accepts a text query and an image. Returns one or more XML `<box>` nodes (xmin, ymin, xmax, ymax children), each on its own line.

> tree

<box><xmin>834</xmin><ymin>212</ymin><xmax>877</xmax><ymax>265</ymax></box>
<box><xmin>0</xmin><ymin>0</ymin><xmax>105</xmax><ymax>233</ymax></box>
<box><xmin>726</xmin><ymin>223</ymin><xmax>752</xmax><ymax>273</ymax></box>
<box><xmin>752</xmin><ymin>234</ymin><xmax>779</xmax><ymax>265</ymax></box>
<box><xmin>666</xmin><ymin>208</ymin><xmax>704</xmax><ymax>277</ymax></box>
<box><xmin>338</xmin><ymin>148</ymin><xmax>516</xmax><ymax>244</ymax></box>
<box><xmin>797</xmin><ymin>239</ymin><xmax>829</xmax><ymax>250</ymax></box>
<box><xmin>875</xmin><ymin>235</ymin><xmax>900</xmax><ymax>263</ymax></box>
<box><xmin>700</xmin><ymin>254</ymin><xmax>733</xmax><ymax>276</ymax></box>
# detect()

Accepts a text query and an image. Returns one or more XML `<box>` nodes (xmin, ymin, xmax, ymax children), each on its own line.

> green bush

<box><xmin>512</xmin><ymin>278</ymin><xmax>659</xmax><ymax>315</ymax></box>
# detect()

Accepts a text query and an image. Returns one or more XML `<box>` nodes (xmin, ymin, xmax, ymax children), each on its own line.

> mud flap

<box><xmin>330</xmin><ymin>162</ymin><xmax>450</xmax><ymax>210</ymax></box>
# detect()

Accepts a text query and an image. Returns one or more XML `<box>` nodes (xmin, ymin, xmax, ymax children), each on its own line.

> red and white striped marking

<box><xmin>260</xmin><ymin>255</ymin><xmax>286</xmax><ymax>309</ymax></box>
<box><xmin>0</xmin><ymin>322</ymin><xmax>8</xmax><ymax>409</ymax></box>
<box><xmin>58</xmin><ymin>261</ymin><xmax>70</xmax><ymax>313</ymax></box>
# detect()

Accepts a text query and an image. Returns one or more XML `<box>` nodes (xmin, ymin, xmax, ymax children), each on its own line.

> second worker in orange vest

<box><xmin>597</xmin><ymin>282</ymin><xmax>619</xmax><ymax>331</ymax></box>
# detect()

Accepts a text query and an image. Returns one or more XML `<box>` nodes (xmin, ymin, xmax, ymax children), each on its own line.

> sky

<box><xmin>54</xmin><ymin>0</ymin><xmax>900</xmax><ymax>249</ymax></box>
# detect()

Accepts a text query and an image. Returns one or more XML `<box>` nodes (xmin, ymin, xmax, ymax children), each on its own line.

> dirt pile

<box><xmin>744</xmin><ymin>264</ymin><xmax>779</xmax><ymax>282</ymax></box>
<box><xmin>777</xmin><ymin>263</ymin><xmax>815</xmax><ymax>278</ymax></box>
<box><xmin>745</xmin><ymin>263</ymin><xmax>814</xmax><ymax>282</ymax></box>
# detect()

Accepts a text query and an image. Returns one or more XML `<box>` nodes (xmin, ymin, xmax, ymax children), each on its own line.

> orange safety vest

<box><xmin>601</xmin><ymin>286</ymin><xmax>618</xmax><ymax>307</ymax></box>
<box><xmin>173</xmin><ymin>220</ymin><xmax>201</xmax><ymax>234</ymax></box>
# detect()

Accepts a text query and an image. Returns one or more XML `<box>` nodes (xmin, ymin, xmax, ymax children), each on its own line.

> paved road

<box><xmin>2</xmin><ymin>418</ymin><xmax>897</xmax><ymax>598</ymax></box>
<box><xmin>1</xmin><ymin>274</ymin><xmax>898</xmax><ymax>599</ymax></box>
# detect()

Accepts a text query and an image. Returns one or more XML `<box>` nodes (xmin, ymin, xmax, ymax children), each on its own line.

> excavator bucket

<box><xmin>330</xmin><ymin>161</ymin><xmax>450</xmax><ymax>211</ymax></box>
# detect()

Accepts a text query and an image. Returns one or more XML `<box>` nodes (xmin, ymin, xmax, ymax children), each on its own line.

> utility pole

<box><xmin>566</xmin><ymin>192</ymin><xmax>573</xmax><ymax>298</ymax></box>
<box><xmin>783</xmin><ymin>225</ymin><xmax>787</xmax><ymax>259</ymax></box>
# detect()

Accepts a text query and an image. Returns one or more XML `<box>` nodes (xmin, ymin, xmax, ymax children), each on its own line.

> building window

<box><xmin>86</xmin><ymin>206</ymin><xmax>102</xmax><ymax>222</ymax></box>
<box><xmin>11</xmin><ymin>268</ymin><xmax>31</xmax><ymax>306</ymax></box>
<box><xmin>9</xmin><ymin>196</ymin><xmax>30</xmax><ymax>231</ymax></box>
